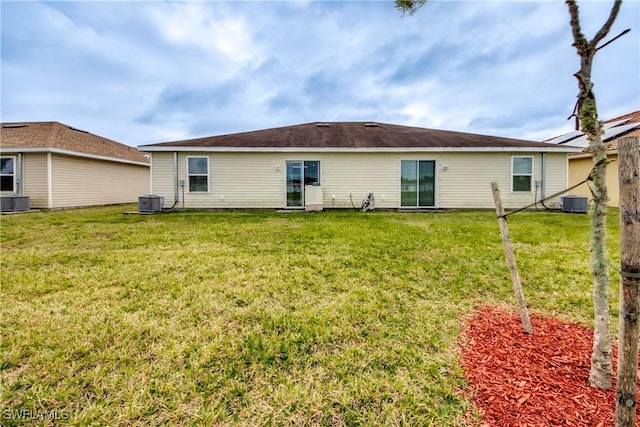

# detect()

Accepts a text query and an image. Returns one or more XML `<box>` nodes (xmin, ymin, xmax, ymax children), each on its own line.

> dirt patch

<box><xmin>461</xmin><ymin>306</ymin><xmax>639</xmax><ymax>426</ymax></box>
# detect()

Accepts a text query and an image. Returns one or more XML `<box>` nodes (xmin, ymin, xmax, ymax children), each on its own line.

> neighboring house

<box><xmin>545</xmin><ymin>111</ymin><xmax>640</xmax><ymax>207</ymax></box>
<box><xmin>139</xmin><ymin>122</ymin><xmax>580</xmax><ymax>210</ymax></box>
<box><xmin>0</xmin><ymin>122</ymin><xmax>150</xmax><ymax>209</ymax></box>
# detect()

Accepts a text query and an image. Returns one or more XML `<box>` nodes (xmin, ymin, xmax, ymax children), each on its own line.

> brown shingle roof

<box><xmin>0</xmin><ymin>121</ymin><xmax>149</xmax><ymax>164</ymax></box>
<box><xmin>141</xmin><ymin>122</ymin><xmax>574</xmax><ymax>151</ymax></box>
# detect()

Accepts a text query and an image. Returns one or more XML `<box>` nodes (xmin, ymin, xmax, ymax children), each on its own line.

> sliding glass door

<box><xmin>286</xmin><ymin>162</ymin><xmax>303</xmax><ymax>207</ymax></box>
<box><xmin>286</xmin><ymin>161</ymin><xmax>320</xmax><ymax>208</ymax></box>
<box><xmin>400</xmin><ymin>160</ymin><xmax>435</xmax><ymax>208</ymax></box>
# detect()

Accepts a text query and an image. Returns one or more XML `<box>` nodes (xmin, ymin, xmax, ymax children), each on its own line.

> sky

<box><xmin>1</xmin><ymin>0</ymin><xmax>639</xmax><ymax>148</ymax></box>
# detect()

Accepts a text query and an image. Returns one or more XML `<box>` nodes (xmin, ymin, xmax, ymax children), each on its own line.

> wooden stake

<box><xmin>491</xmin><ymin>182</ymin><xmax>533</xmax><ymax>334</ymax></box>
<box><xmin>615</xmin><ymin>137</ymin><xmax>640</xmax><ymax>427</ymax></box>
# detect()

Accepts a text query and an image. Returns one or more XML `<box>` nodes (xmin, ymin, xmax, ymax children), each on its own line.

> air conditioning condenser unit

<box><xmin>560</xmin><ymin>195</ymin><xmax>588</xmax><ymax>214</ymax></box>
<box><xmin>138</xmin><ymin>195</ymin><xmax>164</xmax><ymax>213</ymax></box>
<box><xmin>0</xmin><ymin>195</ymin><xmax>30</xmax><ymax>212</ymax></box>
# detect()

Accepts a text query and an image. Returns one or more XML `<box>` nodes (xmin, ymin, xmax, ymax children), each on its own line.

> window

<box><xmin>1</xmin><ymin>157</ymin><xmax>15</xmax><ymax>192</ymax></box>
<box><xmin>187</xmin><ymin>156</ymin><xmax>209</xmax><ymax>192</ymax></box>
<box><xmin>512</xmin><ymin>156</ymin><xmax>533</xmax><ymax>192</ymax></box>
<box><xmin>400</xmin><ymin>160</ymin><xmax>435</xmax><ymax>207</ymax></box>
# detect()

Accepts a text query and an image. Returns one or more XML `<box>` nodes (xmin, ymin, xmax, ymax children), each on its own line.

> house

<box><xmin>138</xmin><ymin>122</ymin><xmax>581</xmax><ymax>210</ymax></box>
<box><xmin>545</xmin><ymin>111</ymin><xmax>640</xmax><ymax>207</ymax></box>
<box><xmin>0</xmin><ymin>122</ymin><xmax>150</xmax><ymax>209</ymax></box>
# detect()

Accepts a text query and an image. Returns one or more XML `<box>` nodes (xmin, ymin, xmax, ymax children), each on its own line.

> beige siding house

<box><xmin>545</xmin><ymin>111</ymin><xmax>640</xmax><ymax>207</ymax></box>
<box><xmin>139</xmin><ymin>122</ymin><xmax>580</xmax><ymax>210</ymax></box>
<box><xmin>1</xmin><ymin>122</ymin><xmax>150</xmax><ymax>209</ymax></box>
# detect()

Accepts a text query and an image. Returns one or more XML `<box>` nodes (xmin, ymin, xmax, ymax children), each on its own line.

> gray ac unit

<box><xmin>138</xmin><ymin>195</ymin><xmax>164</xmax><ymax>213</ymax></box>
<box><xmin>0</xmin><ymin>195</ymin><xmax>30</xmax><ymax>212</ymax></box>
<box><xmin>560</xmin><ymin>195</ymin><xmax>588</xmax><ymax>214</ymax></box>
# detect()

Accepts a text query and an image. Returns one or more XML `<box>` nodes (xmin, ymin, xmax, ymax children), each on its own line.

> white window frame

<box><xmin>186</xmin><ymin>156</ymin><xmax>210</xmax><ymax>193</ymax></box>
<box><xmin>1</xmin><ymin>156</ymin><xmax>16</xmax><ymax>193</ymax></box>
<box><xmin>511</xmin><ymin>155</ymin><xmax>533</xmax><ymax>193</ymax></box>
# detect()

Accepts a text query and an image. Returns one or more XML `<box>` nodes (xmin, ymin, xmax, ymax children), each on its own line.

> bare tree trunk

<box><xmin>566</xmin><ymin>0</ymin><xmax>621</xmax><ymax>390</ymax></box>
<box><xmin>587</xmin><ymin>109</ymin><xmax>613</xmax><ymax>390</ymax></box>
<box><xmin>615</xmin><ymin>137</ymin><xmax>640</xmax><ymax>427</ymax></box>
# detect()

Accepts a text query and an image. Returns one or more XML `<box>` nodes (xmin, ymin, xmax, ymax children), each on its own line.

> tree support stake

<box><xmin>491</xmin><ymin>182</ymin><xmax>533</xmax><ymax>335</ymax></box>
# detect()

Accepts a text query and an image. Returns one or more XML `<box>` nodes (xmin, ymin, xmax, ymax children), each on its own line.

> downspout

<box><xmin>148</xmin><ymin>154</ymin><xmax>153</xmax><ymax>195</ymax></box>
<box><xmin>17</xmin><ymin>153</ymin><xmax>23</xmax><ymax>195</ymax></box>
<box><xmin>173</xmin><ymin>151</ymin><xmax>180</xmax><ymax>208</ymax></box>
<box><xmin>47</xmin><ymin>152</ymin><xmax>53</xmax><ymax>209</ymax></box>
<box><xmin>540</xmin><ymin>152</ymin><xmax>546</xmax><ymax>200</ymax></box>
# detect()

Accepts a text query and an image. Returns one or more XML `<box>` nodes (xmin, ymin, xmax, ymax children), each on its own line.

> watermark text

<box><xmin>2</xmin><ymin>409</ymin><xmax>70</xmax><ymax>422</ymax></box>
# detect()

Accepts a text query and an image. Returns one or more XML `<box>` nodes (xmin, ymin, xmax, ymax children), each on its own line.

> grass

<box><xmin>1</xmin><ymin>206</ymin><xmax>621</xmax><ymax>426</ymax></box>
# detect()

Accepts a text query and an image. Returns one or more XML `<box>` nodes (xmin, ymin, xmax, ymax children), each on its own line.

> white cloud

<box><xmin>150</xmin><ymin>2</ymin><xmax>262</xmax><ymax>65</ymax></box>
<box><xmin>1</xmin><ymin>0</ymin><xmax>638</xmax><ymax>146</ymax></box>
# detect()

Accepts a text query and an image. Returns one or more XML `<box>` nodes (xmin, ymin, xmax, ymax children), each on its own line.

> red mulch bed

<box><xmin>461</xmin><ymin>306</ymin><xmax>639</xmax><ymax>426</ymax></box>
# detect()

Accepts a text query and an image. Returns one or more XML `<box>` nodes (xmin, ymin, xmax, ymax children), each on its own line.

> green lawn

<box><xmin>1</xmin><ymin>206</ymin><xmax>621</xmax><ymax>426</ymax></box>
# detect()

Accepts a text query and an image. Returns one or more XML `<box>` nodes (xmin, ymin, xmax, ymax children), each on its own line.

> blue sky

<box><xmin>1</xmin><ymin>1</ymin><xmax>638</xmax><ymax>147</ymax></box>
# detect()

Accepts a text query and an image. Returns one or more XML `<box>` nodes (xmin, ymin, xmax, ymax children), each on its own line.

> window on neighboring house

<box><xmin>512</xmin><ymin>156</ymin><xmax>533</xmax><ymax>192</ymax></box>
<box><xmin>187</xmin><ymin>156</ymin><xmax>209</xmax><ymax>192</ymax></box>
<box><xmin>1</xmin><ymin>157</ymin><xmax>15</xmax><ymax>192</ymax></box>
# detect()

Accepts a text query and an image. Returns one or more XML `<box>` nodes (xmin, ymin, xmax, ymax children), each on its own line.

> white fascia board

<box><xmin>139</xmin><ymin>145</ymin><xmax>582</xmax><ymax>154</ymax></box>
<box><xmin>0</xmin><ymin>147</ymin><xmax>150</xmax><ymax>167</ymax></box>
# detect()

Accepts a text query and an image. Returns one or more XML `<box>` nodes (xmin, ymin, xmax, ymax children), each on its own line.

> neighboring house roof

<box><xmin>602</xmin><ymin>111</ymin><xmax>640</xmax><ymax>151</ymax></box>
<box><xmin>0</xmin><ymin>121</ymin><xmax>149</xmax><ymax>165</ymax></box>
<box><xmin>546</xmin><ymin>110</ymin><xmax>640</xmax><ymax>151</ymax></box>
<box><xmin>139</xmin><ymin>122</ymin><xmax>580</xmax><ymax>153</ymax></box>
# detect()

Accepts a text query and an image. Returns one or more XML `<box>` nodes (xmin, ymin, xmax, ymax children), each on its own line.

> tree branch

<box><xmin>590</xmin><ymin>0</ymin><xmax>622</xmax><ymax>49</ymax></box>
<box><xmin>565</xmin><ymin>0</ymin><xmax>622</xmax><ymax>131</ymax></box>
<box><xmin>566</xmin><ymin>0</ymin><xmax>588</xmax><ymax>56</ymax></box>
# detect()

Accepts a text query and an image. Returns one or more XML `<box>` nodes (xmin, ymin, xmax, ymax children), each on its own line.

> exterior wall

<box><xmin>22</xmin><ymin>153</ymin><xmax>49</xmax><ymax>208</ymax></box>
<box><xmin>568</xmin><ymin>153</ymin><xmax>619</xmax><ymax>207</ymax></box>
<box><xmin>544</xmin><ymin>152</ymin><xmax>571</xmax><ymax>207</ymax></box>
<box><xmin>151</xmin><ymin>152</ymin><xmax>421</xmax><ymax>209</ymax></box>
<box><xmin>150</xmin><ymin>151</ymin><xmax>570</xmax><ymax>210</ymax></box>
<box><xmin>607</xmin><ymin>156</ymin><xmax>621</xmax><ymax>207</ymax></box>
<box><xmin>50</xmin><ymin>154</ymin><xmax>149</xmax><ymax>208</ymax></box>
<box><xmin>435</xmin><ymin>152</ymin><xmax>566</xmax><ymax>209</ymax></box>
<box><xmin>317</xmin><ymin>153</ymin><xmax>399</xmax><ymax>209</ymax></box>
<box><xmin>190</xmin><ymin>152</ymin><xmax>284</xmax><ymax>209</ymax></box>
<box><xmin>149</xmin><ymin>152</ymin><xmax>177</xmax><ymax>208</ymax></box>
<box><xmin>438</xmin><ymin>153</ymin><xmax>519</xmax><ymax>209</ymax></box>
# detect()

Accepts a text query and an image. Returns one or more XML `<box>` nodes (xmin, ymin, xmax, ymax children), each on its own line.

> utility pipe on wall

<box><xmin>17</xmin><ymin>153</ymin><xmax>23</xmax><ymax>195</ymax></box>
<box><xmin>173</xmin><ymin>152</ymin><xmax>179</xmax><ymax>204</ymax></box>
<box><xmin>540</xmin><ymin>152</ymin><xmax>546</xmax><ymax>200</ymax></box>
